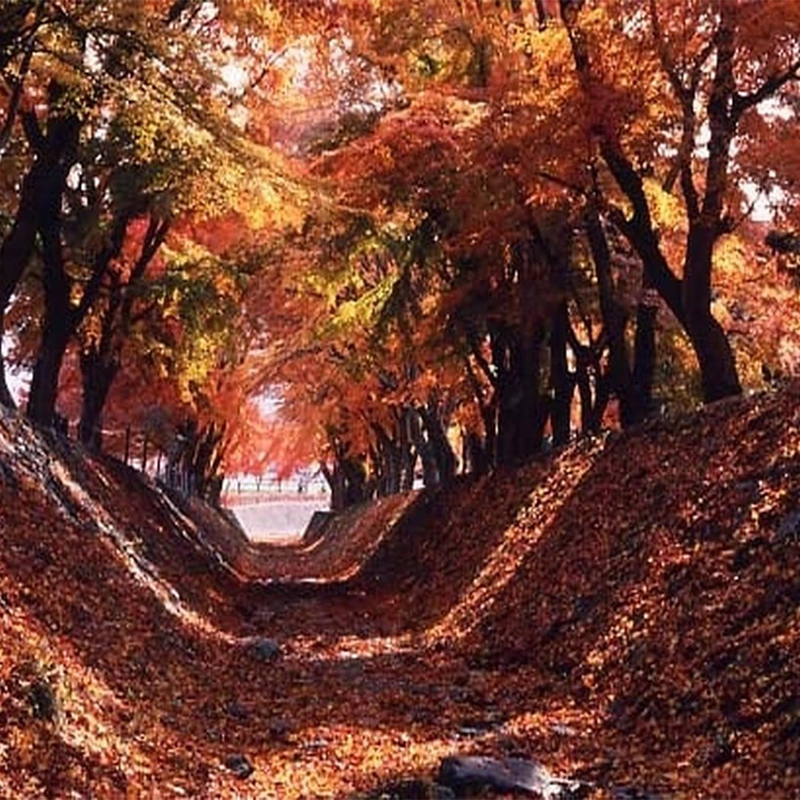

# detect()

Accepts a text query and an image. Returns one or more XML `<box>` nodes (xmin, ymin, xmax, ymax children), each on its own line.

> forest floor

<box><xmin>1</xmin><ymin>386</ymin><xmax>800</xmax><ymax>799</ymax></box>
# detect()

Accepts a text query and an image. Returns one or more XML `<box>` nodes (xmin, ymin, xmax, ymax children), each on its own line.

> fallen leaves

<box><xmin>0</xmin><ymin>387</ymin><xmax>799</xmax><ymax>798</ymax></box>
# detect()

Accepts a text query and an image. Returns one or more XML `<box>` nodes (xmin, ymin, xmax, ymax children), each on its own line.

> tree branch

<box><xmin>0</xmin><ymin>19</ymin><xmax>38</xmax><ymax>158</ymax></box>
<box><xmin>733</xmin><ymin>58</ymin><xmax>800</xmax><ymax>119</ymax></box>
<box><xmin>20</xmin><ymin>108</ymin><xmax>45</xmax><ymax>155</ymax></box>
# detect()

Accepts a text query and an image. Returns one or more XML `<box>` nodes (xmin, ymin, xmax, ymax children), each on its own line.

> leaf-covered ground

<box><xmin>1</xmin><ymin>387</ymin><xmax>799</xmax><ymax>798</ymax></box>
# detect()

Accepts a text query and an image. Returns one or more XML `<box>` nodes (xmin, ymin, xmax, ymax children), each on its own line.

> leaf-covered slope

<box><xmin>1</xmin><ymin>388</ymin><xmax>800</xmax><ymax>798</ymax></box>
<box><xmin>349</xmin><ymin>385</ymin><xmax>800</xmax><ymax>797</ymax></box>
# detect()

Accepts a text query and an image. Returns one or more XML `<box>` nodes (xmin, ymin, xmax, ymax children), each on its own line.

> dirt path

<box><xmin>3</xmin><ymin>390</ymin><xmax>800</xmax><ymax>798</ymax></box>
<box><xmin>230</xmin><ymin>499</ymin><xmax>327</xmax><ymax>542</ymax></box>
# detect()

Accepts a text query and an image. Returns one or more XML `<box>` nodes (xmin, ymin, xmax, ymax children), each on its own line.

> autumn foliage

<box><xmin>2</xmin><ymin>366</ymin><xmax>800</xmax><ymax>797</ymax></box>
<box><xmin>2</xmin><ymin>4</ymin><xmax>800</xmax><ymax>798</ymax></box>
<box><xmin>0</xmin><ymin>2</ymin><xmax>799</xmax><ymax>499</ymax></box>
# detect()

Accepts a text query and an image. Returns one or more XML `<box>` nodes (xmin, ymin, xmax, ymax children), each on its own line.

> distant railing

<box><xmin>221</xmin><ymin>472</ymin><xmax>329</xmax><ymax>502</ymax></box>
<box><xmin>54</xmin><ymin>417</ymin><xmax>326</xmax><ymax>502</ymax></box>
<box><xmin>56</xmin><ymin>420</ymin><xmax>199</xmax><ymax>495</ymax></box>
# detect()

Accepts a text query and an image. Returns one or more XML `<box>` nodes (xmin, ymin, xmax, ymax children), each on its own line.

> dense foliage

<box><xmin>1</xmin><ymin>1</ymin><xmax>799</xmax><ymax>504</ymax></box>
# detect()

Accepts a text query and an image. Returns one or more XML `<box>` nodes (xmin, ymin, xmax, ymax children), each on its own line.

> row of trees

<box><xmin>0</xmin><ymin>1</ymin><xmax>308</xmax><ymax>498</ymax></box>
<box><xmin>1</xmin><ymin>1</ymin><xmax>799</xmax><ymax>508</ymax></box>
<box><xmin>248</xmin><ymin>0</ymin><xmax>800</xmax><ymax>507</ymax></box>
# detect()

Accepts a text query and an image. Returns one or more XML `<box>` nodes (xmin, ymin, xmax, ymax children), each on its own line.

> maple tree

<box><xmin>0</xmin><ymin>0</ymin><xmax>315</xmax><ymax>492</ymax></box>
<box><xmin>1</xmin><ymin>0</ymin><xmax>800</xmax><ymax>499</ymax></box>
<box><xmin>244</xmin><ymin>0</ymin><xmax>800</xmax><ymax>491</ymax></box>
<box><xmin>2</xmin><ymin>7</ymin><xmax>800</xmax><ymax>798</ymax></box>
<box><xmin>556</xmin><ymin>0</ymin><xmax>800</xmax><ymax>401</ymax></box>
<box><xmin>3</xmin><ymin>350</ymin><xmax>800</xmax><ymax>799</ymax></box>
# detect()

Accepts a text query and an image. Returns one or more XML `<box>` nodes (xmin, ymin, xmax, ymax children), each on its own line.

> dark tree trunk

<box><xmin>465</xmin><ymin>431</ymin><xmax>491</xmax><ymax>476</ymax></box>
<box><xmin>0</xmin><ymin>167</ymin><xmax>40</xmax><ymax>407</ymax></box>
<box><xmin>566</xmin><ymin>325</ymin><xmax>604</xmax><ymax>435</ymax></box>
<box><xmin>26</xmin><ymin>322</ymin><xmax>71</xmax><ymax>427</ymax></box>
<box><xmin>550</xmin><ymin>301</ymin><xmax>574</xmax><ymax>446</ymax></box>
<box><xmin>75</xmin><ymin>214</ymin><xmax>169</xmax><ymax>447</ymax></box>
<box><xmin>420</xmin><ymin>402</ymin><xmax>456</xmax><ymax>486</ymax></box>
<box><xmin>493</xmin><ymin>323</ymin><xmax>549</xmax><ymax>467</ymax></box>
<box><xmin>78</xmin><ymin>274</ymin><xmax>121</xmax><ymax>450</ymax></box>
<box><xmin>517</xmin><ymin>326</ymin><xmax>548</xmax><ymax>459</ymax></box>
<box><xmin>78</xmin><ymin>349</ymin><xmax>119</xmax><ymax>450</ymax></box>
<box><xmin>373</xmin><ymin>413</ymin><xmax>415</xmax><ymax>496</ymax></box>
<box><xmin>584</xmin><ymin>204</ymin><xmax>651</xmax><ymax>426</ymax></box>
<box><xmin>26</xmin><ymin>190</ymin><xmax>73</xmax><ymax>427</ymax></box>
<box><xmin>323</xmin><ymin>448</ymin><xmax>371</xmax><ymax>511</ymax></box>
<box><xmin>172</xmin><ymin>421</ymin><xmax>226</xmax><ymax>504</ymax></box>
<box><xmin>0</xmin><ymin>106</ymin><xmax>80</xmax><ymax>408</ymax></box>
<box><xmin>683</xmin><ymin>228</ymin><xmax>742</xmax><ymax>402</ymax></box>
<box><xmin>397</xmin><ymin>409</ymin><xmax>416</xmax><ymax>491</ymax></box>
<box><xmin>323</xmin><ymin>464</ymin><xmax>343</xmax><ymax>512</ymax></box>
<box><xmin>408</xmin><ymin>409</ymin><xmax>438</xmax><ymax>488</ymax></box>
<box><xmin>685</xmin><ymin>308</ymin><xmax>741</xmax><ymax>402</ymax></box>
<box><xmin>21</xmin><ymin>99</ymin><xmax>81</xmax><ymax>427</ymax></box>
<box><xmin>375</xmin><ymin>436</ymin><xmax>400</xmax><ymax>497</ymax></box>
<box><xmin>461</xmin><ymin>325</ymin><xmax>498</xmax><ymax>472</ymax></box>
<box><xmin>342</xmin><ymin>456</ymin><xmax>370</xmax><ymax>507</ymax></box>
<box><xmin>561</xmin><ymin>1</ymin><xmax>743</xmax><ymax>407</ymax></box>
<box><xmin>481</xmin><ymin>400</ymin><xmax>498</xmax><ymax>469</ymax></box>
<box><xmin>26</xmin><ymin>234</ymin><xmax>71</xmax><ymax>427</ymax></box>
<box><xmin>492</xmin><ymin>326</ymin><xmax>515</xmax><ymax>467</ymax></box>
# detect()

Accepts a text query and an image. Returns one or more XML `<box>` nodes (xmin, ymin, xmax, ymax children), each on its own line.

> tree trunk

<box><xmin>685</xmin><ymin>307</ymin><xmax>741</xmax><ymax>402</ymax></box>
<box><xmin>373</xmin><ymin>417</ymin><xmax>412</xmax><ymax>496</ymax></box>
<box><xmin>398</xmin><ymin>409</ymin><xmax>416</xmax><ymax>491</ymax></box>
<box><xmin>462</xmin><ymin>326</ymin><xmax>499</xmax><ymax>470</ymax></box>
<box><xmin>26</xmin><ymin>305</ymin><xmax>71</xmax><ymax>427</ymax></box>
<box><xmin>26</xmin><ymin>196</ymin><xmax>72</xmax><ymax>427</ymax></box>
<box><xmin>684</xmin><ymin>228</ymin><xmax>742</xmax><ymax>403</ymax></box>
<box><xmin>342</xmin><ymin>456</ymin><xmax>370</xmax><ymax>506</ymax></box>
<box><xmin>324</xmin><ymin>445</ymin><xmax>371</xmax><ymax>510</ymax></box>
<box><xmin>22</xmin><ymin>101</ymin><xmax>81</xmax><ymax>426</ymax></box>
<box><xmin>0</xmin><ymin>165</ymin><xmax>40</xmax><ymax>407</ymax></box>
<box><xmin>550</xmin><ymin>301</ymin><xmax>574</xmax><ymax>446</ymax></box>
<box><xmin>322</xmin><ymin>463</ymin><xmax>347</xmax><ymax>512</ymax></box>
<box><xmin>78</xmin><ymin>349</ymin><xmax>118</xmax><ymax>450</ymax></box>
<box><xmin>465</xmin><ymin>430</ymin><xmax>491</xmax><ymax>476</ymax></box>
<box><xmin>518</xmin><ymin>326</ymin><xmax>548</xmax><ymax>459</ymax></box>
<box><xmin>562</xmin><ymin>0</ymin><xmax>743</xmax><ymax>406</ymax></box>
<box><xmin>584</xmin><ymin>205</ymin><xmax>652</xmax><ymax>426</ymax></box>
<box><xmin>0</xmin><ymin>106</ymin><xmax>80</xmax><ymax>407</ymax></box>
<box><xmin>420</xmin><ymin>402</ymin><xmax>456</xmax><ymax>485</ymax></box>
<box><xmin>378</xmin><ymin>439</ymin><xmax>400</xmax><ymax>496</ymax></box>
<box><xmin>408</xmin><ymin>409</ymin><xmax>439</xmax><ymax>488</ymax></box>
<box><xmin>493</xmin><ymin>323</ymin><xmax>549</xmax><ymax>466</ymax></box>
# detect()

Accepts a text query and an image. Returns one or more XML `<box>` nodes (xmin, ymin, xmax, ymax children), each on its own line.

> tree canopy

<box><xmin>1</xmin><ymin>0</ymin><xmax>799</xmax><ymax>504</ymax></box>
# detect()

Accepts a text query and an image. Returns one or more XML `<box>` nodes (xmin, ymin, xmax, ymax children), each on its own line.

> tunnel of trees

<box><xmin>0</xmin><ymin>0</ymin><xmax>798</xmax><ymax>509</ymax></box>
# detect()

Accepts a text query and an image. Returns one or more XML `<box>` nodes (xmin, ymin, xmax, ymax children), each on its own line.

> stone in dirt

<box><xmin>437</xmin><ymin>755</ymin><xmax>584</xmax><ymax>798</ymax></box>
<box><xmin>224</xmin><ymin>753</ymin><xmax>254</xmax><ymax>779</ymax></box>
<box><xmin>777</xmin><ymin>509</ymin><xmax>800</xmax><ymax>542</ymax></box>
<box><xmin>251</xmin><ymin>637</ymin><xmax>281</xmax><ymax>661</ymax></box>
<box><xmin>28</xmin><ymin>678</ymin><xmax>58</xmax><ymax>722</ymax></box>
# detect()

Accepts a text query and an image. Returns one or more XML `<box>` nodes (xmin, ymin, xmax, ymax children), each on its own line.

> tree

<box><xmin>0</xmin><ymin>0</ymin><xmax>309</xmax><ymax>427</ymax></box>
<box><xmin>557</xmin><ymin>0</ymin><xmax>800</xmax><ymax>402</ymax></box>
<box><xmin>0</xmin><ymin>80</ymin><xmax>80</xmax><ymax>407</ymax></box>
<box><xmin>76</xmin><ymin>212</ymin><xmax>171</xmax><ymax>449</ymax></box>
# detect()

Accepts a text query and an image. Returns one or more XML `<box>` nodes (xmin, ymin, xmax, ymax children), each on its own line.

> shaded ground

<box><xmin>0</xmin><ymin>387</ymin><xmax>799</xmax><ymax>798</ymax></box>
